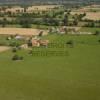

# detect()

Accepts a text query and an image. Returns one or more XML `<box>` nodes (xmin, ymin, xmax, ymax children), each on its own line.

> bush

<box><xmin>12</xmin><ymin>55</ymin><xmax>23</xmax><ymax>61</ymax></box>
<box><xmin>21</xmin><ymin>23</ymin><xmax>31</xmax><ymax>28</ymax></box>
<box><xmin>66</xmin><ymin>40</ymin><xmax>74</xmax><ymax>48</ymax></box>
<box><xmin>9</xmin><ymin>41</ymin><xmax>20</xmax><ymax>47</ymax></box>
<box><xmin>12</xmin><ymin>48</ymin><xmax>17</xmax><ymax>53</ymax></box>
<box><xmin>12</xmin><ymin>55</ymin><xmax>19</xmax><ymax>60</ymax></box>
<box><xmin>28</xmin><ymin>50</ymin><xmax>33</xmax><ymax>55</ymax></box>
<box><xmin>27</xmin><ymin>40</ymin><xmax>32</xmax><ymax>47</ymax></box>
<box><xmin>19</xmin><ymin>56</ymin><xmax>24</xmax><ymax>60</ymax></box>
<box><xmin>98</xmin><ymin>40</ymin><xmax>100</xmax><ymax>43</ymax></box>
<box><xmin>94</xmin><ymin>31</ymin><xmax>100</xmax><ymax>35</ymax></box>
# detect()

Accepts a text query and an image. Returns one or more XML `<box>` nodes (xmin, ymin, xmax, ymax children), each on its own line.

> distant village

<box><xmin>0</xmin><ymin>5</ymin><xmax>62</xmax><ymax>14</ymax></box>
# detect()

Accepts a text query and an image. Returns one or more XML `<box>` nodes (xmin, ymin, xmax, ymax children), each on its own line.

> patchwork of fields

<box><xmin>0</xmin><ymin>4</ymin><xmax>100</xmax><ymax>100</ymax></box>
<box><xmin>71</xmin><ymin>5</ymin><xmax>100</xmax><ymax>20</ymax></box>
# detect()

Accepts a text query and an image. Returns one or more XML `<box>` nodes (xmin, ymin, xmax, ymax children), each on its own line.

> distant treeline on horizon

<box><xmin>0</xmin><ymin>0</ymin><xmax>100</xmax><ymax>5</ymax></box>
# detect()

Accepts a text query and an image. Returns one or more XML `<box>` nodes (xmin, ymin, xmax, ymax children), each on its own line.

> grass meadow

<box><xmin>0</xmin><ymin>34</ymin><xmax>100</xmax><ymax>100</ymax></box>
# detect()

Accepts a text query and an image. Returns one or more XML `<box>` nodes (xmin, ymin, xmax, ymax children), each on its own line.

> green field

<box><xmin>0</xmin><ymin>34</ymin><xmax>100</xmax><ymax>100</ymax></box>
<box><xmin>80</xmin><ymin>27</ymin><xmax>100</xmax><ymax>33</ymax></box>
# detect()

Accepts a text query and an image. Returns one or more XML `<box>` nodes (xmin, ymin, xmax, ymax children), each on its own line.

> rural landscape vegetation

<box><xmin>0</xmin><ymin>0</ymin><xmax>100</xmax><ymax>100</ymax></box>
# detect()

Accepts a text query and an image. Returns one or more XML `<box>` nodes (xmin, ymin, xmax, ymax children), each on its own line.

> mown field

<box><xmin>80</xmin><ymin>27</ymin><xmax>100</xmax><ymax>33</ymax></box>
<box><xmin>0</xmin><ymin>34</ymin><xmax>100</xmax><ymax>100</ymax></box>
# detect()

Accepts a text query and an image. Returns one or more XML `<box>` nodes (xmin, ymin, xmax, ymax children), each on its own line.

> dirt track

<box><xmin>0</xmin><ymin>28</ymin><xmax>48</xmax><ymax>36</ymax></box>
<box><xmin>0</xmin><ymin>46</ymin><xmax>10</xmax><ymax>52</ymax></box>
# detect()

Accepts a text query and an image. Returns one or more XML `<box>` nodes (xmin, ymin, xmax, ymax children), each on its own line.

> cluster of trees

<box><xmin>83</xmin><ymin>20</ymin><xmax>100</xmax><ymax>27</ymax></box>
<box><xmin>0</xmin><ymin>9</ymin><xmax>100</xmax><ymax>28</ymax></box>
<box><xmin>0</xmin><ymin>9</ymin><xmax>64</xmax><ymax>27</ymax></box>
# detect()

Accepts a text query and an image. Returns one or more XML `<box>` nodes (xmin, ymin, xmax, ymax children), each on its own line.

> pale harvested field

<box><xmin>73</xmin><ymin>5</ymin><xmax>100</xmax><ymax>12</ymax></box>
<box><xmin>71</xmin><ymin>4</ymin><xmax>100</xmax><ymax>16</ymax></box>
<box><xmin>71</xmin><ymin>11</ymin><xmax>85</xmax><ymax>15</ymax></box>
<box><xmin>81</xmin><ymin>5</ymin><xmax>100</xmax><ymax>11</ymax></box>
<box><xmin>0</xmin><ymin>28</ymin><xmax>48</xmax><ymax>36</ymax></box>
<box><xmin>83</xmin><ymin>12</ymin><xmax>100</xmax><ymax>20</ymax></box>
<box><xmin>71</xmin><ymin>11</ymin><xmax>100</xmax><ymax>20</ymax></box>
<box><xmin>0</xmin><ymin>17</ymin><xmax>16</xmax><ymax>21</ymax></box>
<box><xmin>0</xmin><ymin>46</ymin><xmax>10</xmax><ymax>52</ymax></box>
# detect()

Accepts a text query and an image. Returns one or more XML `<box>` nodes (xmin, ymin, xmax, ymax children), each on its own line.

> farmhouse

<box><xmin>32</xmin><ymin>40</ymin><xmax>49</xmax><ymax>47</ymax></box>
